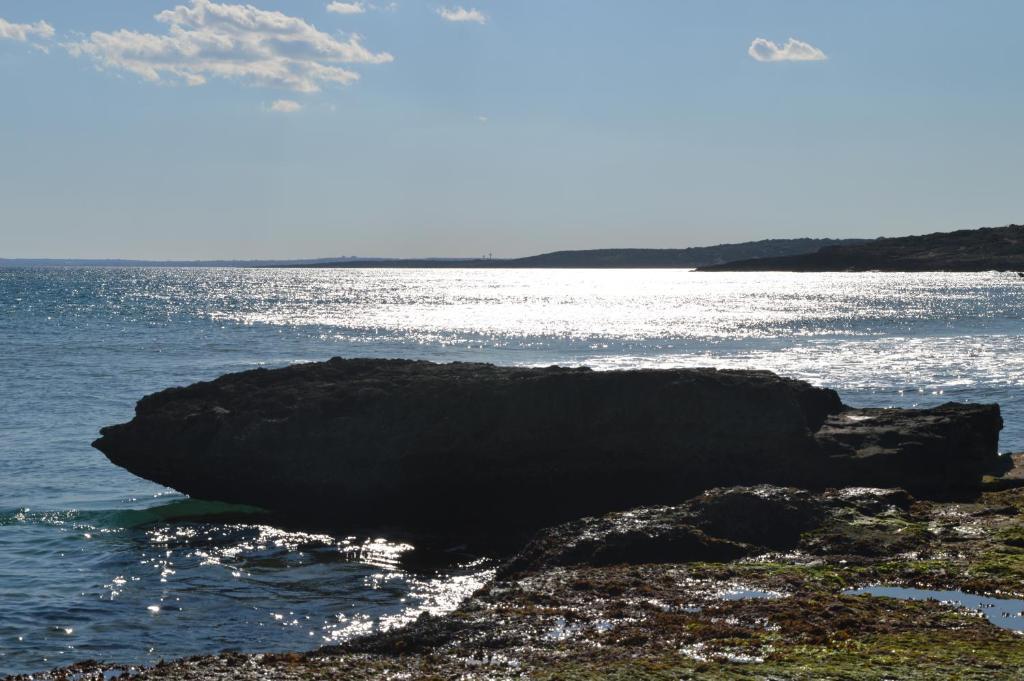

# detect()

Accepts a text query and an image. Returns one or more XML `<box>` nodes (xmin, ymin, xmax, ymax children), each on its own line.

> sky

<box><xmin>1</xmin><ymin>1</ymin><xmax>1022</xmax><ymax>259</ymax></box>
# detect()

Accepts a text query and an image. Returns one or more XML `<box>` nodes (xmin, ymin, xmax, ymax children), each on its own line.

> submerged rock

<box><xmin>92</xmin><ymin>358</ymin><xmax>1001</xmax><ymax>532</ymax></box>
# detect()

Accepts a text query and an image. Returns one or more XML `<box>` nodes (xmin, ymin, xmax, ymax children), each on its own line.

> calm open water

<box><xmin>1</xmin><ymin>266</ymin><xmax>1022</xmax><ymax>675</ymax></box>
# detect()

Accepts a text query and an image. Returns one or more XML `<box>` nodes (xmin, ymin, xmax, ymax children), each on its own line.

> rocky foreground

<box><xmin>15</xmin><ymin>474</ymin><xmax>1024</xmax><ymax>680</ymax></box>
<box><xmin>21</xmin><ymin>359</ymin><xmax>1024</xmax><ymax>679</ymax></box>
<box><xmin>93</xmin><ymin>359</ymin><xmax>1002</xmax><ymax>535</ymax></box>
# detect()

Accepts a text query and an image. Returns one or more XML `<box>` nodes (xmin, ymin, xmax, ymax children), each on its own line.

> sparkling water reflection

<box><xmin>0</xmin><ymin>502</ymin><xmax>490</xmax><ymax>674</ymax></box>
<box><xmin>1</xmin><ymin>266</ymin><xmax>1022</xmax><ymax>674</ymax></box>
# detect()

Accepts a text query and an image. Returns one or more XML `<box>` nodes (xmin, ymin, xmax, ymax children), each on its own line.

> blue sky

<box><xmin>1</xmin><ymin>1</ymin><xmax>1022</xmax><ymax>259</ymax></box>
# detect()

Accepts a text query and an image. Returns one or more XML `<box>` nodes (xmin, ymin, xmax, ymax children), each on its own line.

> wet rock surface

<box><xmin>93</xmin><ymin>359</ymin><xmax>1000</xmax><ymax>533</ymax></box>
<box><xmin>18</xmin><ymin>477</ymin><xmax>1024</xmax><ymax>680</ymax></box>
<box><xmin>499</xmin><ymin>486</ymin><xmax>916</xmax><ymax>577</ymax></box>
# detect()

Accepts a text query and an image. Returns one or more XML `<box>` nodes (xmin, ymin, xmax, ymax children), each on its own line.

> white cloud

<box><xmin>64</xmin><ymin>0</ymin><xmax>393</xmax><ymax>93</ymax></box>
<box><xmin>327</xmin><ymin>1</ymin><xmax>397</xmax><ymax>14</ymax></box>
<box><xmin>270</xmin><ymin>99</ymin><xmax>302</xmax><ymax>112</ymax></box>
<box><xmin>748</xmin><ymin>37</ymin><xmax>826</xmax><ymax>63</ymax></box>
<box><xmin>327</xmin><ymin>2</ymin><xmax>365</xmax><ymax>14</ymax></box>
<box><xmin>0</xmin><ymin>16</ymin><xmax>56</xmax><ymax>44</ymax></box>
<box><xmin>437</xmin><ymin>7</ymin><xmax>486</xmax><ymax>24</ymax></box>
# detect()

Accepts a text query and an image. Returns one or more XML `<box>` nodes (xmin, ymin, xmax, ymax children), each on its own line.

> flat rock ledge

<box><xmin>92</xmin><ymin>358</ymin><xmax>1003</xmax><ymax>533</ymax></box>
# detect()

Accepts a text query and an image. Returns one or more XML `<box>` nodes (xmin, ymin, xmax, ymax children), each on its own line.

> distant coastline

<box><xmin>0</xmin><ymin>256</ymin><xmax>374</xmax><ymax>268</ymax></box>
<box><xmin>6</xmin><ymin>224</ymin><xmax>1023</xmax><ymax>272</ymax></box>
<box><xmin>292</xmin><ymin>238</ymin><xmax>866</xmax><ymax>270</ymax></box>
<box><xmin>0</xmin><ymin>239</ymin><xmax>862</xmax><ymax>270</ymax></box>
<box><xmin>699</xmin><ymin>224</ymin><xmax>1024</xmax><ymax>272</ymax></box>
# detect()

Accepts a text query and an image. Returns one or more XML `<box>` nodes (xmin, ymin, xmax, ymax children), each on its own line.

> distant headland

<box><xmin>294</xmin><ymin>224</ymin><xmax>1024</xmax><ymax>271</ymax></box>
<box><xmin>295</xmin><ymin>238</ymin><xmax>867</xmax><ymax>269</ymax></box>
<box><xmin>0</xmin><ymin>239</ymin><xmax>863</xmax><ymax>270</ymax></box>
<box><xmin>5</xmin><ymin>224</ymin><xmax>1023</xmax><ymax>272</ymax></box>
<box><xmin>699</xmin><ymin>224</ymin><xmax>1024</xmax><ymax>272</ymax></box>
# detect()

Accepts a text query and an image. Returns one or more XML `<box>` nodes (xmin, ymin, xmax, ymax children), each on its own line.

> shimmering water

<box><xmin>844</xmin><ymin>587</ymin><xmax>1024</xmax><ymax>631</ymax></box>
<box><xmin>1</xmin><ymin>266</ymin><xmax>1022</xmax><ymax>675</ymax></box>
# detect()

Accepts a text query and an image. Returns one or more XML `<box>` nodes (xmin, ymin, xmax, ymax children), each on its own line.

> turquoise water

<box><xmin>1</xmin><ymin>266</ymin><xmax>1022</xmax><ymax>675</ymax></box>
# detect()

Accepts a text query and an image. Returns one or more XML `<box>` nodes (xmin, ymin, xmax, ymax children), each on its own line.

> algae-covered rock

<box><xmin>501</xmin><ymin>485</ymin><xmax>926</xmax><ymax>576</ymax></box>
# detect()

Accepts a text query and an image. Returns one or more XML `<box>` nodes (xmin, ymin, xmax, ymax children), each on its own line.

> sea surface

<box><xmin>1</xmin><ymin>266</ymin><xmax>1022</xmax><ymax>675</ymax></box>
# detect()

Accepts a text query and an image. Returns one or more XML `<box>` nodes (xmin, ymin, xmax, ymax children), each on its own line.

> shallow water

<box><xmin>1</xmin><ymin>266</ymin><xmax>1022</xmax><ymax>674</ymax></box>
<box><xmin>844</xmin><ymin>587</ymin><xmax>1024</xmax><ymax>631</ymax></box>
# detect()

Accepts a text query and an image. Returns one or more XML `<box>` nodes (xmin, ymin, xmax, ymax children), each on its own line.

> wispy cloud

<box><xmin>748</xmin><ymin>37</ymin><xmax>826</xmax><ymax>63</ymax></box>
<box><xmin>63</xmin><ymin>0</ymin><xmax>393</xmax><ymax>93</ymax></box>
<box><xmin>270</xmin><ymin>99</ymin><xmax>302</xmax><ymax>113</ymax></box>
<box><xmin>327</xmin><ymin>2</ymin><xmax>398</xmax><ymax>15</ymax></box>
<box><xmin>437</xmin><ymin>7</ymin><xmax>486</xmax><ymax>24</ymax></box>
<box><xmin>327</xmin><ymin>2</ymin><xmax>366</xmax><ymax>14</ymax></box>
<box><xmin>0</xmin><ymin>16</ymin><xmax>56</xmax><ymax>48</ymax></box>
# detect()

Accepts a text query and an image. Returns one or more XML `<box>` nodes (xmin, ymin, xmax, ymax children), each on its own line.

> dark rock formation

<box><xmin>699</xmin><ymin>224</ymin><xmax>1024</xmax><ymax>272</ymax></box>
<box><xmin>500</xmin><ymin>485</ymin><xmax>920</xmax><ymax>576</ymax></box>
<box><xmin>93</xmin><ymin>358</ymin><xmax>1001</xmax><ymax>533</ymax></box>
<box><xmin>814</xmin><ymin>405</ymin><xmax>1004</xmax><ymax>493</ymax></box>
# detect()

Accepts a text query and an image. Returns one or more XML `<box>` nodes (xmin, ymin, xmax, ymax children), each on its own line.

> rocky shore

<box><xmin>13</xmin><ymin>473</ymin><xmax>1024</xmax><ymax>680</ymax></box>
<box><xmin>14</xmin><ymin>360</ymin><xmax>1024</xmax><ymax>680</ymax></box>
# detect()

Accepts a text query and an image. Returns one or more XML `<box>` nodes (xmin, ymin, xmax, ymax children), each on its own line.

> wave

<box><xmin>0</xmin><ymin>498</ymin><xmax>269</xmax><ymax>530</ymax></box>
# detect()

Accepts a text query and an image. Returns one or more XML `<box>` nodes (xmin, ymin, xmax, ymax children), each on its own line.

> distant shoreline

<box><xmin>699</xmin><ymin>224</ymin><xmax>1024</xmax><ymax>273</ymax></box>
<box><xmin>0</xmin><ymin>238</ymin><xmax>863</xmax><ymax>270</ymax></box>
<box><xmin>0</xmin><ymin>257</ymin><xmax>374</xmax><ymax>268</ymax></box>
<box><xmin>6</xmin><ymin>224</ymin><xmax>1023</xmax><ymax>272</ymax></box>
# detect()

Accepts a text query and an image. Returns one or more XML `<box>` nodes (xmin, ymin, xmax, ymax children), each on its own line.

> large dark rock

<box><xmin>814</xmin><ymin>405</ymin><xmax>1004</xmax><ymax>494</ymax></box>
<box><xmin>92</xmin><ymin>358</ymin><xmax>1001</xmax><ymax>533</ymax></box>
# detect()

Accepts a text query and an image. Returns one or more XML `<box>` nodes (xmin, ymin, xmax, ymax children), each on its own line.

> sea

<box><xmin>1</xmin><ymin>266</ymin><xmax>1022</xmax><ymax>676</ymax></box>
